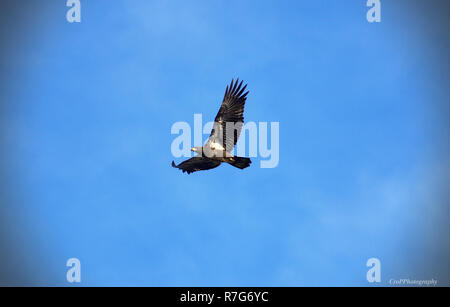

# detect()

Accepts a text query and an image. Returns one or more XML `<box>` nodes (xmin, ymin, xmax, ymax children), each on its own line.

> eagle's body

<box><xmin>172</xmin><ymin>79</ymin><xmax>252</xmax><ymax>174</ymax></box>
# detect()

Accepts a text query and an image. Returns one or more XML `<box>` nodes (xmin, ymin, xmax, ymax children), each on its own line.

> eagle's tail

<box><xmin>225</xmin><ymin>156</ymin><xmax>252</xmax><ymax>170</ymax></box>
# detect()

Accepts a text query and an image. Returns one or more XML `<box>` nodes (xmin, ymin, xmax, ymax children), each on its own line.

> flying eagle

<box><xmin>172</xmin><ymin>78</ymin><xmax>252</xmax><ymax>174</ymax></box>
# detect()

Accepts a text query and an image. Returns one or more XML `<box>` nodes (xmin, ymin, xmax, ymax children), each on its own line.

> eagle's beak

<box><xmin>190</xmin><ymin>147</ymin><xmax>195</xmax><ymax>152</ymax></box>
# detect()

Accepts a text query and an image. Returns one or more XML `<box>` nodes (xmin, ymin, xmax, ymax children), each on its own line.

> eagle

<box><xmin>172</xmin><ymin>78</ymin><xmax>252</xmax><ymax>174</ymax></box>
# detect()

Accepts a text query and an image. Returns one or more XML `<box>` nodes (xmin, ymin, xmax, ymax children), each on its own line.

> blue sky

<box><xmin>1</xmin><ymin>0</ymin><xmax>449</xmax><ymax>286</ymax></box>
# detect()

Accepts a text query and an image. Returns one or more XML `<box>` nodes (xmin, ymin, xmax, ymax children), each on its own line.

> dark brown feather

<box><xmin>172</xmin><ymin>157</ymin><xmax>221</xmax><ymax>174</ymax></box>
<box><xmin>209</xmin><ymin>78</ymin><xmax>249</xmax><ymax>151</ymax></box>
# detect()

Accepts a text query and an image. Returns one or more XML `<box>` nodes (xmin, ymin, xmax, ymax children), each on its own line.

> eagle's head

<box><xmin>191</xmin><ymin>146</ymin><xmax>202</xmax><ymax>153</ymax></box>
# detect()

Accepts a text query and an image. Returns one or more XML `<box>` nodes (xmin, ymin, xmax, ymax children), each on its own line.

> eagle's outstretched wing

<box><xmin>207</xmin><ymin>78</ymin><xmax>249</xmax><ymax>152</ymax></box>
<box><xmin>171</xmin><ymin>157</ymin><xmax>221</xmax><ymax>174</ymax></box>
